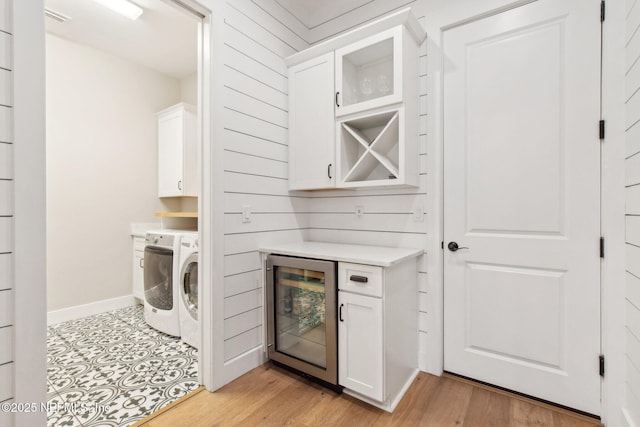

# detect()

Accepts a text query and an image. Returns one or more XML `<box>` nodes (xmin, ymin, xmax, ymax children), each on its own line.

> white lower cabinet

<box><xmin>132</xmin><ymin>236</ymin><xmax>145</xmax><ymax>301</ymax></box>
<box><xmin>338</xmin><ymin>291</ymin><xmax>383</xmax><ymax>401</ymax></box>
<box><xmin>337</xmin><ymin>259</ymin><xmax>418</xmax><ymax>412</ymax></box>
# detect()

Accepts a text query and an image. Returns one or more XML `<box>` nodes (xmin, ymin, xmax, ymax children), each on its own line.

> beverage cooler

<box><xmin>265</xmin><ymin>254</ymin><xmax>338</xmax><ymax>387</ymax></box>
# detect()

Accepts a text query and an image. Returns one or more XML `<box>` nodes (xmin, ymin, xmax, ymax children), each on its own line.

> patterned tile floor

<box><xmin>47</xmin><ymin>304</ymin><xmax>199</xmax><ymax>427</ymax></box>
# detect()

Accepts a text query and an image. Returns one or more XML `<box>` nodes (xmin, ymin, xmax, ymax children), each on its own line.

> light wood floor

<box><xmin>134</xmin><ymin>363</ymin><xmax>602</xmax><ymax>427</ymax></box>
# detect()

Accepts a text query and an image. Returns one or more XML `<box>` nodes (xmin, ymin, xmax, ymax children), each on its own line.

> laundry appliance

<box><xmin>143</xmin><ymin>230</ymin><xmax>189</xmax><ymax>337</ymax></box>
<box><xmin>179</xmin><ymin>232</ymin><xmax>199</xmax><ymax>348</ymax></box>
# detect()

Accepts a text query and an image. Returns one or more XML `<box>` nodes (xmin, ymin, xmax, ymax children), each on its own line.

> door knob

<box><xmin>448</xmin><ymin>241</ymin><xmax>469</xmax><ymax>252</ymax></box>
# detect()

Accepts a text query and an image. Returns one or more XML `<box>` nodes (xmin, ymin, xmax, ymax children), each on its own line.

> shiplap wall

<box><xmin>0</xmin><ymin>0</ymin><xmax>13</xmax><ymax>420</ymax></box>
<box><xmin>221</xmin><ymin>0</ymin><xmax>309</xmax><ymax>367</ymax></box>
<box><xmin>626</xmin><ymin>0</ymin><xmax>640</xmax><ymax>425</ymax></box>
<box><xmin>255</xmin><ymin>0</ymin><xmax>430</xmax><ymax>369</ymax></box>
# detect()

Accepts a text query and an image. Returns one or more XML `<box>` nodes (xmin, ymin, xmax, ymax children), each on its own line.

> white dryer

<box><xmin>143</xmin><ymin>230</ymin><xmax>186</xmax><ymax>337</ymax></box>
<box><xmin>179</xmin><ymin>233</ymin><xmax>199</xmax><ymax>348</ymax></box>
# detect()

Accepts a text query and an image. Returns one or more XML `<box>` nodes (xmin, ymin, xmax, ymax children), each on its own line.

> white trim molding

<box><xmin>47</xmin><ymin>295</ymin><xmax>138</xmax><ymax>326</ymax></box>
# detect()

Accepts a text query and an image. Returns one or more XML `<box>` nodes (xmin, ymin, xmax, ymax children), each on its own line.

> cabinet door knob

<box><xmin>335</xmin><ymin>91</ymin><xmax>340</xmax><ymax>107</ymax></box>
<box><xmin>328</xmin><ymin>163</ymin><xmax>332</xmax><ymax>179</ymax></box>
<box><xmin>139</xmin><ymin>258</ymin><xmax>144</xmax><ymax>268</ymax></box>
<box><xmin>178</xmin><ymin>180</ymin><xmax>182</xmax><ymax>191</ymax></box>
<box><xmin>339</xmin><ymin>303</ymin><xmax>344</xmax><ymax>322</ymax></box>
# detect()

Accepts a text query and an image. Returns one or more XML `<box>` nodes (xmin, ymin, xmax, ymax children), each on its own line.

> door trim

<box><xmin>421</xmin><ymin>0</ymin><xmax>626</xmax><ymax>423</ymax></box>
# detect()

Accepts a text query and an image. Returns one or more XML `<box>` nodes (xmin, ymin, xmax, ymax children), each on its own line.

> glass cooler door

<box><xmin>266</xmin><ymin>255</ymin><xmax>337</xmax><ymax>384</ymax></box>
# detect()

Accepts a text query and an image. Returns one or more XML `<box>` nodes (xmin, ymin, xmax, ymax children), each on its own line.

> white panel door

<box><xmin>338</xmin><ymin>291</ymin><xmax>383</xmax><ymax>401</ymax></box>
<box><xmin>443</xmin><ymin>0</ymin><xmax>601</xmax><ymax>414</ymax></box>
<box><xmin>288</xmin><ymin>52</ymin><xmax>335</xmax><ymax>190</ymax></box>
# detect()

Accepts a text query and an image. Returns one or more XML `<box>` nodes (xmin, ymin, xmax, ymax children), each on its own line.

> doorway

<box><xmin>442</xmin><ymin>0</ymin><xmax>601</xmax><ymax>415</ymax></box>
<box><xmin>43</xmin><ymin>0</ymin><xmax>208</xmax><ymax>424</ymax></box>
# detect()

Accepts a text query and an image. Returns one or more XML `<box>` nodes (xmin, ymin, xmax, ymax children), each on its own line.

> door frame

<box><xmin>423</xmin><ymin>0</ymin><xmax>626</xmax><ymax>424</ymax></box>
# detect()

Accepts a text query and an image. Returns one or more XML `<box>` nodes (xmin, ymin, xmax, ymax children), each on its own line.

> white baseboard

<box><xmin>47</xmin><ymin>295</ymin><xmax>139</xmax><ymax>326</ymax></box>
<box><xmin>221</xmin><ymin>345</ymin><xmax>266</xmax><ymax>388</ymax></box>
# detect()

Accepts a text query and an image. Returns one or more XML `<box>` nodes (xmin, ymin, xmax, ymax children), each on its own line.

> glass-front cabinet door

<box><xmin>266</xmin><ymin>255</ymin><xmax>337</xmax><ymax>384</ymax></box>
<box><xmin>335</xmin><ymin>26</ymin><xmax>403</xmax><ymax>117</ymax></box>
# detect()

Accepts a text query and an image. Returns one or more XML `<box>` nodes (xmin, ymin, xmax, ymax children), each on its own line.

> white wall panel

<box><xmin>225</xmin><ymin>288</ymin><xmax>263</xmax><ymax>319</ymax></box>
<box><xmin>0</xmin><ymin>179</ymin><xmax>11</xmax><ymax>215</ymax></box>
<box><xmin>0</xmin><ymin>363</ymin><xmax>13</xmax><ymax>401</ymax></box>
<box><xmin>225</xmin><ymin>269</ymin><xmax>262</xmax><ymax>298</ymax></box>
<box><xmin>0</xmin><ymin>400</ymin><xmax>13</xmax><ymax>426</ymax></box>
<box><xmin>224</xmin><ymin>307</ymin><xmax>262</xmax><ymax>340</ymax></box>
<box><xmin>0</xmin><ymin>142</ymin><xmax>11</xmax><ymax>177</ymax></box>
<box><xmin>224</xmin><ymin>193</ymin><xmax>305</xmax><ymax>213</ymax></box>
<box><xmin>627</xmin><ymin>3</ymin><xmax>640</xmax><ymax>421</ymax></box>
<box><xmin>224</xmin><ymin>3</ymin><xmax>297</xmax><ymax>58</ymax></box>
<box><xmin>0</xmin><ymin>216</ymin><xmax>11</xmax><ymax>253</ymax></box>
<box><xmin>224</xmin><ymin>213</ymin><xmax>308</xmax><ymax>235</ymax></box>
<box><xmin>0</xmin><ymin>326</ymin><xmax>11</xmax><ymax>364</ymax></box>
<box><xmin>0</xmin><ymin>68</ymin><xmax>10</xmax><ymax>106</ymax></box>
<box><xmin>224</xmin><ymin>252</ymin><xmax>262</xmax><ymax>277</ymax></box>
<box><xmin>224</xmin><ymin>45</ymin><xmax>288</xmax><ymax>94</ymax></box>
<box><xmin>627</xmin><ymin>184</ymin><xmax>640</xmax><ymax>214</ymax></box>
<box><xmin>224</xmin><ymin>106</ymin><xmax>288</xmax><ymax>143</ymax></box>
<box><xmin>0</xmin><ymin>0</ymin><xmax>11</xmax><ymax>34</ymax></box>
<box><xmin>0</xmin><ymin>107</ymin><xmax>11</xmax><ymax>143</ymax></box>
<box><xmin>224</xmin><ymin>171</ymin><xmax>290</xmax><ymax>196</ymax></box>
<box><xmin>224</xmin><ymin>24</ymin><xmax>288</xmax><ymax>76</ymax></box>
<box><xmin>223</xmin><ymin>86</ymin><xmax>288</xmax><ymax>128</ymax></box>
<box><xmin>223</xmin><ymin>150</ymin><xmax>288</xmax><ymax>180</ymax></box>
<box><xmin>223</xmin><ymin>129</ymin><xmax>288</xmax><ymax>162</ymax></box>
<box><xmin>0</xmin><ymin>289</ymin><xmax>12</xmax><ymax>327</ymax></box>
<box><xmin>626</xmin><ymin>153</ymin><xmax>640</xmax><ymax>185</ymax></box>
<box><xmin>627</xmin><ymin>120</ymin><xmax>640</xmax><ymax>157</ymax></box>
<box><xmin>0</xmin><ymin>32</ymin><xmax>10</xmax><ymax>70</ymax></box>
<box><xmin>224</xmin><ymin>229</ymin><xmax>305</xmax><ymax>255</ymax></box>
<box><xmin>0</xmin><ymin>254</ymin><xmax>11</xmax><ymax>290</ymax></box>
<box><xmin>224</xmin><ymin>326</ymin><xmax>262</xmax><ymax>362</ymax></box>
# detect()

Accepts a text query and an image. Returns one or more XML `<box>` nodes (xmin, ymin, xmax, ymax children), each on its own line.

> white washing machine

<box><xmin>143</xmin><ymin>230</ymin><xmax>188</xmax><ymax>337</ymax></box>
<box><xmin>179</xmin><ymin>233</ymin><xmax>199</xmax><ymax>348</ymax></box>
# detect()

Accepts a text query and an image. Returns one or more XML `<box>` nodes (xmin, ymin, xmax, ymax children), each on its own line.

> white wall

<box><xmin>46</xmin><ymin>34</ymin><xmax>182</xmax><ymax>311</ymax></box>
<box><xmin>214</xmin><ymin>0</ymin><xmax>309</xmax><ymax>381</ymax></box>
<box><xmin>625</xmin><ymin>0</ymin><xmax>640</xmax><ymax>424</ymax></box>
<box><xmin>0</xmin><ymin>0</ymin><xmax>15</xmax><ymax>420</ymax></box>
<box><xmin>13</xmin><ymin>0</ymin><xmax>48</xmax><ymax>425</ymax></box>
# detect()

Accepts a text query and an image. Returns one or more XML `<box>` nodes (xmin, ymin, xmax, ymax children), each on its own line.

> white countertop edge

<box><xmin>259</xmin><ymin>241</ymin><xmax>423</xmax><ymax>267</ymax></box>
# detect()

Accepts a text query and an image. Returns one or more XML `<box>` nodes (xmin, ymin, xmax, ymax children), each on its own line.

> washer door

<box><xmin>181</xmin><ymin>253</ymin><xmax>198</xmax><ymax>320</ymax></box>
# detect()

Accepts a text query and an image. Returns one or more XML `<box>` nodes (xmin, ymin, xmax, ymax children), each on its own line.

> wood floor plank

<box><xmin>511</xmin><ymin>399</ymin><xmax>555</xmax><ymax>427</ymax></box>
<box><xmin>463</xmin><ymin>387</ymin><xmax>511</xmax><ymax>427</ymax></box>
<box><xmin>136</xmin><ymin>363</ymin><xmax>602</xmax><ymax>427</ymax></box>
<box><xmin>417</xmin><ymin>376</ymin><xmax>474</xmax><ymax>425</ymax></box>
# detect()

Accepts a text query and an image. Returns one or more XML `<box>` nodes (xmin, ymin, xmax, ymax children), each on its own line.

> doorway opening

<box><xmin>43</xmin><ymin>0</ymin><xmax>208</xmax><ymax>424</ymax></box>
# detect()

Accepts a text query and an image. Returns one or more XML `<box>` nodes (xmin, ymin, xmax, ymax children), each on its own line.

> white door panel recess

<box><xmin>443</xmin><ymin>0</ymin><xmax>601</xmax><ymax>414</ymax></box>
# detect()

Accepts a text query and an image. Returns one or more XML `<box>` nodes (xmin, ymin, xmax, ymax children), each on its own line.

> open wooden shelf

<box><xmin>154</xmin><ymin>211</ymin><xmax>198</xmax><ymax>218</ymax></box>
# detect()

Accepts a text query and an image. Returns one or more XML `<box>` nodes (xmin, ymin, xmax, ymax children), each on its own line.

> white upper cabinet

<box><xmin>335</xmin><ymin>27</ymin><xmax>402</xmax><ymax>117</ymax></box>
<box><xmin>285</xmin><ymin>9</ymin><xmax>424</xmax><ymax>191</ymax></box>
<box><xmin>157</xmin><ymin>103</ymin><xmax>197</xmax><ymax>197</ymax></box>
<box><xmin>289</xmin><ymin>53</ymin><xmax>336</xmax><ymax>190</ymax></box>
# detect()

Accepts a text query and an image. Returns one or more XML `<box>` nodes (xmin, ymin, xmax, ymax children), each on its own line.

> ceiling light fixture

<box><xmin>90</xmin><ymin>0</ymin><xmax>143</xmax><ymax>20</ymax></box>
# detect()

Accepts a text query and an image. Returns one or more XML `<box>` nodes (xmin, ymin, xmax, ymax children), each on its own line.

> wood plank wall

<box><xmin>625</xmin><ymin>0</ymin><xmax>640</xmax><ymax>424</ymax></box>
<box><xmin>221</xmin><ymin>0</ymin><xmax>309</xmax><ymax>367</ymax></box>
<box><xmin>253</xmin><ymin>0</ymin><xmax>430</xmax><ymax>370</ymax></box>
<box><xmin>0</xmin><ymin>0</ymin><xmax>13</xmax><ymax>423</ymax></box>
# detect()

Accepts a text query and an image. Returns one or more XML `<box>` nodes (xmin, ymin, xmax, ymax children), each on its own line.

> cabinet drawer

<box><xmin>339</xmin><ymin>262</ymin><xmax>382</xmax><ymax>297</ymax></box>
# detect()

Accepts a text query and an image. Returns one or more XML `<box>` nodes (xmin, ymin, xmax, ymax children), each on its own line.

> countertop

<box><xmin>259</xmin><ymin>241</ymin><xmax>423</xmax><ymax>267</ymax></box>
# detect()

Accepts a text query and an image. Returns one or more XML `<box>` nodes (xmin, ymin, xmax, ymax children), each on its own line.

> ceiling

<box><xmin>45</xmin><ymin>0</ymin><xmax>199</xmax><ymax>79</ymax></box>
<box><xmin>274</xmin><ymin>0</ymin><xmax>372</xmax><ymax>29</ymax></box>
